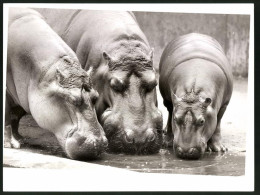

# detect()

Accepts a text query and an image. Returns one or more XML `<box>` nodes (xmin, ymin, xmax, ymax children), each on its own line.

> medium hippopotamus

<box><xmin>36</xmin><ymin>9</ymin><xmax>163</xmax><ymax>154</ymax></box>
<box><xmin>5</xmin><ymin>7</ymin><xmax>107</xmax><ymax>160</ymax></box>
<box><xmin>159</xmin><ymin>33</ymin><xmax>233</xmax><ymax>159</ymax></box>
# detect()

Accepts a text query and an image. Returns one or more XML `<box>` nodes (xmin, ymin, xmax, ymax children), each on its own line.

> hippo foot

<box><xmin>4</xmin><ymin>136</ymin><xmax>26</xmax><ymax>149</ymax></box>
<box><xmin>4</xmin><ymin>138</ymin><xmax>21</xmax><ymax>148</ymax></box>
<box><xmin>206</xmin><ymin>141</ymin><xmax>228</xmax><ymax>152</ymax></box>
<box><xmin>4</xmin><ymin>140</ymin><xmax>12</xmax><ymax>148</ymax></box>
<box><xmin>11</xmin><ymin>136</ymin><xmax>22</xmax><ymax>148</ymax></box>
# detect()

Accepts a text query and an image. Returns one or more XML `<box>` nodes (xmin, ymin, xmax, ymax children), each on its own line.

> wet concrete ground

<box><xmin>3</xmin><ymin>78</ymin><xmax>248</xmax><ymax>176</ymax></box>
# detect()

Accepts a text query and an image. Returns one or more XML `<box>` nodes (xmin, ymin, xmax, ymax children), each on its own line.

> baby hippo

<box><xmin>159</xmin><ymin>33</ymin><xmax>233</xmax><ymax>159</ymax></box>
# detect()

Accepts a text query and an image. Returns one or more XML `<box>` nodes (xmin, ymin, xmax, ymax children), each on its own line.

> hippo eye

<box><xmin>197</xmin><ymin>118</ymin><xmax>205</xmax><ymax>126</ymax></box>
<box><xmin>64</xmin><ymin>88</ymin><xmax>83</xmax><ymax>106</ymax></box>
<box><xmin>174</xmin><ymin>116</ymin><xmax>183</xmax><ymax>125</ymax></box>
<box><xmin>110</xmin><ymin>78</ymin><xmax>126</xmax><ymax>93</ymax></box>
<box><xmin>142</xmin><ymin>80</ymin><xmax>157</xmax><ymax>93</ymax></box>
<box><xmin>82</xmin><ymin>83</ymin><xmax>91</xmax><ymax>92</ymax></box>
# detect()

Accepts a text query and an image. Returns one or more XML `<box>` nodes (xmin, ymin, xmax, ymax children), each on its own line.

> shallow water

<box><xmin>15</xmin><ymin>143</ymin><xmax>245</xmax><ymax>176</ymax></box>
<box><xmin>93</xmin><ymin>149</ymin><xmax>245</xmax><ymax>176</ymax></box>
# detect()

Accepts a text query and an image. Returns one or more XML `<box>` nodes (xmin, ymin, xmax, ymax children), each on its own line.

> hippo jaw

<box><xmin>52</xmin><ymin>95</ymin><xmax>108</xmax><ymax>160</ymax></box>
<box><xmin>171</xmin><ymin>92</ymin><xmax>215</xmax><ymax>160</ymax></box>
<box><xmin>55</xmin><ymin>88</ymin><xmax>107</xmax><ymax>160</ymax></box>
<box><xmin>101</xmin><ymin>112</ymin><xmax>163</xmax><ymax>154</ymax></box>
<box><xmin>100</xmin><ymin>97</ymin><xmax>163</xmax><ymax>154</ymax></box>
<box><xmin>64</xmin><ymin>122</ymin><xmax>108</xmax><ymax>160</ymax></box>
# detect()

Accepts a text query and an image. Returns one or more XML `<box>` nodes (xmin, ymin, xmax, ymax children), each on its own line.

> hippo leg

<box><xmin>207</xmin><ymin>105</ymin><xmax>228</xmax><ymax>152</ymax></box>
<box><xmin>4</xmin><ymin>125</ymin><xmax>12</xmax><ymax>148</ymax></box>
<box><xmin>4</xmin><ymin>95</ymin><xmax>12</xmax><ymax>148</ymax></box>
<box><xmin>163</xmin><ymin>100</ymin><xmax>174</xmax><ymax>147</ymax></box>
<box><xmin>5</xmin><ymin>103</ymin><xmax>26</xmax><ymax>149</ymax></box>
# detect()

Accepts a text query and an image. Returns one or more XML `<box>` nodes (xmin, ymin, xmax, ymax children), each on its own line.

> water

<box><xmin>93</xmin><ymin>149</ymin><xmax>245</xmax><ymax>176</ymax></box>
<box><xmin>14</xmin><ymin>142</ymin><xmax>245</xmax><ymax>176</ymax></box>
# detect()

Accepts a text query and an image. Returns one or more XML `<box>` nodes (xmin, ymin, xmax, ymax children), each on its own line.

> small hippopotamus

<box><xmin>37</xmin><ymin>9</ymin><xmax>163</xmax><ymax>154</ymax></box>
<box><xmin>159</xmin><ymin>33</ymin><xmax>233</xmax><ymax>159</ymax></box>
<box><xmin>5</xmin><ymin>8</ymin><xmax>107</xmax><ymax>160</ymax></box>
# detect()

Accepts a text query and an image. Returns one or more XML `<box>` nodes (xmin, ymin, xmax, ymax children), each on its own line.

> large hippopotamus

<box><xmin>159</xmin><ymin>33</ymin><xmax>233</xmax><ymax>159</ymax></box>
<box><xmin>37</xmin><ymin>9</ymin><xmax>163</xmax><ymax>154</ymax></box>
<box><xmin>5</xmin><ymin>7</ymin><xmax>107</xmax><ymax>160</ymax></box>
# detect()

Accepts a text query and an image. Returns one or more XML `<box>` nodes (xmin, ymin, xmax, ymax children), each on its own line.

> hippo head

<box><xmin>34</xmin><ymin>56</ymin><xmax>107</xmax><ymax>160</ymax></box>
<box><xmin>171</xmin><ymin>91</ymin><xmax>216</xmax><ymax>159</ymax></box>
<box><xmin>95</xmin><ymin>49</ymin><xmax>163</xmax><ymax>154</ymax></box>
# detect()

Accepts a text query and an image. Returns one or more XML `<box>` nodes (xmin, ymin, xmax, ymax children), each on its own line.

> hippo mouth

<box><xmin>174</xmin><ymin>145</ymin><xmax>203</xmax><ymax>160</ymax></box>
<box><xmin>173</xmin><ymin>140</ymin><xmax>207</xmax><ymax>160</ymax></box>
<box><xmin>101</xmin><ymin>107</ymin><xmax>163</xmax><ymax>154</ymax></box>
<box><xmin>64</xmin><ymin>131</ymin><xmax>107</xmax><ymax>160</ymax></box>
<box><xmin>106</xmin><ymin>130</ymin><xmax>162</xmax><ymax>154</ymax></box>
<box><xmin>63</xmin><ymin>125</ymin><xmax>107</xmax><ymax>160</ymax></box>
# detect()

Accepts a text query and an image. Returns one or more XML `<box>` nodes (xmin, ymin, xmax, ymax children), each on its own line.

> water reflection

<box><xmin>93</xmin><ymin>149</ymin><xmax>245</xmax><ymax>176</ymax></box>
<box><xmin>17</xmin><ymin>142</ymin><xmax>245</xmax><ymax>176</ymax></box>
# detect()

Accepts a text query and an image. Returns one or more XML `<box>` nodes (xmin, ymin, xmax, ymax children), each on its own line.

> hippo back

<box><xmin>36</xmin><ymin>9</ymin><xmax>150</xmax><ymax>70</ymax></box>
<box><xmin>159</xmin><ymin>33</ymin><xmax>233</xmax><ymax>101</ymax></box>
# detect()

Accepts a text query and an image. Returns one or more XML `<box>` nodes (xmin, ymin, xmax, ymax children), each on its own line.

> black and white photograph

<box><xmin>3</xmin><ymin>3</ymin><xmax>254</xmax><ymax>192</ymax></box>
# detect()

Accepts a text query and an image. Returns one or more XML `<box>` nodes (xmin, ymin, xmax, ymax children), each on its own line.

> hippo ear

<box><xmin>83</xmin><ymin>67</ymin><xmax>93</xmax><ymax>91</ymax></box>
<box><xmin>200</xmin><ymin>97</ymin><xmax>212</xmax><ymax>107</ymax></box>
<box><xmin>103</xmin><ymin>52</ymin><xmax>111</xmax><ymax>62</ymax></box>
<box><xmin>172</xmin><ymin>93</ymin><xmax>182</xmax><ymax>104</ymax></box>
<box><xmin>86</xmin><ymin>66</ymin><xmax>93</xmax><ymax>78</ymax></box>
<box><xmin>63</xmin><ymin>56</ymin><xmax>74</xmax><ymax>64</ymax></box>
<box><xmin>149</xmin><ymin>48</ymin><xmax>154</xmax><ymax>61</ymax></box>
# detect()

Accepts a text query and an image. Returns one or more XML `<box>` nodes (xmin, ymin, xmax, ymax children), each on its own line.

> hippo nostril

<box><xmin>146</xmin><ymin>131</ymin><xmax>156</xmax><ymax>142</ymax></box>
<box><xmin>77</xmin><ymin>136</ymin><xmax>87</xmax><ymax>146</ymax></box>
<box><xmin>188</xmin><ymin>147</ymin><xmax>200</xmax><ymax>159</ymax></box>
<box><xmin>67</xmin><ymin>128</ymin><xmax>77</xmax><ymax>138</ymax></box>
<box><xmin>176</xmin><ymin>146</ymin><xmax>183</xmax><ymax>156</ymax></box>
<box><xmin>124</xmin><ymin>135</ymin><xmax>133</xmax><ymax>143</ymax></box>
<box><xmin>124</xmin><ymin>129</ymin><xmax>135</xmax><ymax>143</ymax></box>
<box><xmin>188</xmin><ymin>148</ymin><xmax>195</xmax><ymax>155</ymax></box>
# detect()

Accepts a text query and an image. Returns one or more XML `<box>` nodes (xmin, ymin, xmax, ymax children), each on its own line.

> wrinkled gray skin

<box><xmin>159</xmin><ymin>33</ymin><xmax>233</xmax><ymax>159</ymax></box>
<box><xmin>6</xmin><ymin>8</ymin><xmax>107</xmax><ymax>160</ymax></box>
<box><xmin>37</xmin><ymin>9</ymin><xmax>163</xmax><ymax>154</ymax></box>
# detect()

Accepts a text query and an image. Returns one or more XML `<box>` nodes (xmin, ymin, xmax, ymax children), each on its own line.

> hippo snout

<box><xmin>107</xmin><ymin>127</ymin><xmax>162</xmax><ymax>154</ymax></box>
<box><xmin>124</xmin><ymin>128</ymin><xmax>156</xmax><ymax>144</ymax></box>
<box><xmin>102</xmin><ymin>110</ymin><xmax>163</xmax><ymax>154</ymax></box>
<box><xmin>65</xmin><ymin>130</ymin><xmax>108</xmax><ymax>160</ymax></box>
<box><xmin>175</xmin><ymin>146</ymin><xmax>202</xmax><ymax>160</ymax></box>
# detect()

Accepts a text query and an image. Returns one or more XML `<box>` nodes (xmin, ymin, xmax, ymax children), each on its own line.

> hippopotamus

<box><xmin>159</xmin><ymin>33</ymin><xmax>233</xmax><ymax>159</ymax></box>
<box><xmin>5</xmin><ymin>7</ymin><xmax>107</xmax><ymax>160</ymax></box>
<box><xmin>36</xmin><ymin>9</ymin><xmax>163</xmax><ymax>154</ymax></box>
